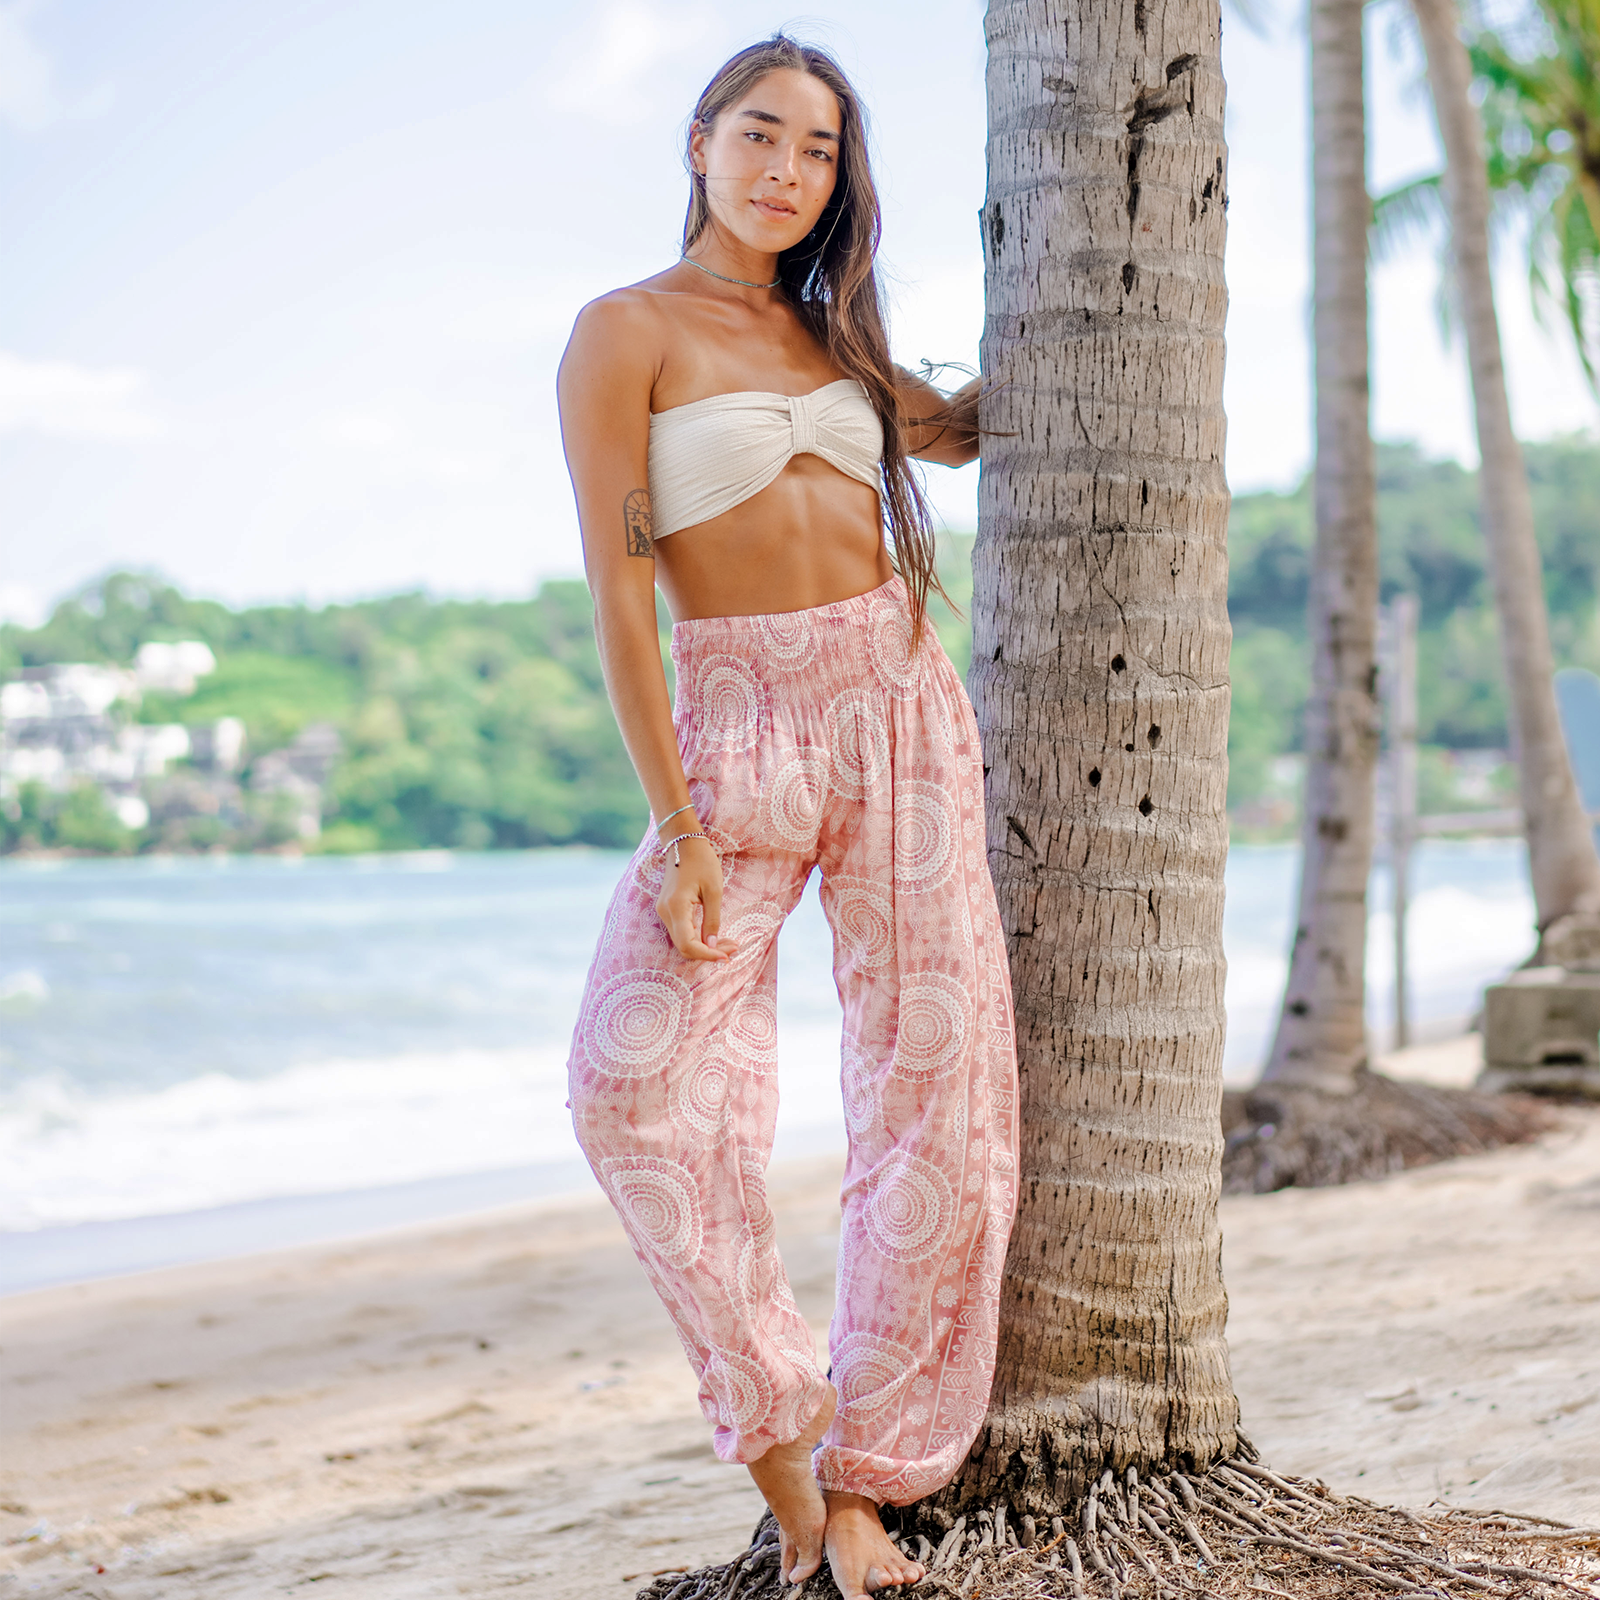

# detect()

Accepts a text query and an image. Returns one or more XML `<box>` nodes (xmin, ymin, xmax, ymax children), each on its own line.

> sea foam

<box><xmin>0</xmin><ymin>842</ymin><xmax>1537</xmax><ymax>1232</ymax></box>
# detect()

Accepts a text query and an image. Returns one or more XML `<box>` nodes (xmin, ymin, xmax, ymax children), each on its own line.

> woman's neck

<box><xmin>682</xmin><ymin>229</ymin><xmax>779</xmax><ymax>292</ymax></box>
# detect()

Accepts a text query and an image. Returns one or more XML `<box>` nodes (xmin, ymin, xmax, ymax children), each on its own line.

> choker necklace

<box><xmin>680</xmin><ymin>255</ymin><xmax>780</xmax><ymax>290</ymax></box>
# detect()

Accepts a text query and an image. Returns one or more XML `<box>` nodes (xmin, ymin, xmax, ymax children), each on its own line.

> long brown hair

<box><xmin>682</xmin><ymin>36</ymin><xmax>945</xmax><ymax>639</ymax></box>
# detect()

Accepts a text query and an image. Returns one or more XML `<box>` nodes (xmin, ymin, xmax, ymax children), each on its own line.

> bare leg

<box><xmin>823</xmin><ymin>1491</ymin><xmax>927</xmax><ymax>1599</ymax></box>
<box><xmin>745</xmin><ymin>1384</ymin><xmax>836</xmax><ymax>1584</ymax></box>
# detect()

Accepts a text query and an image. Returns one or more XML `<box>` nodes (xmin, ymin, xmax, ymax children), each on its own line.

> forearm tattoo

<box><xmin>624</xmin><ymin>489</ymin><xmax>653</xmax><ymax>557</ymax></box>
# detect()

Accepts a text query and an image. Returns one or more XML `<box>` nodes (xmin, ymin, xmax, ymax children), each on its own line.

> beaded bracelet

<box><xmin>658</xmin><ymin>830</ymin><xmax>709</xmax><ymax>867</ymax></box>
<box><xmin>654</xmin><ymin>802</ymin><xmax>696</xmax><ymax>833</ymax></box>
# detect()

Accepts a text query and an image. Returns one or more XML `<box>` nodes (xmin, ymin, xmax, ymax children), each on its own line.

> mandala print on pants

<box><xmin>568</xmin><ymin>577</ymin><xmax>1018</xmax><ymax>1506</ymax></box>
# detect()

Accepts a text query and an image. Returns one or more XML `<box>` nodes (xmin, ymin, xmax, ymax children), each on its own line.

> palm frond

<box><xmin>1553</xmin><ymin>185</ymin><xmax>1600</xmax><ymax>390</ymax></box>
<box><xmin>1454</xmin><ymin>0</ymin><xmax>1600</xmax><ymax>396</ymax></box>
<box><xmin>1371</xmin><ymin>173</ymin><xmax>1447</xmax><ymax>262</ymax></box>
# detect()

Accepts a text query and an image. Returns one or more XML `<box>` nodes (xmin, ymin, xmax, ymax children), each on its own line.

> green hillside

<box><xmin>1226</xmin><ymin>438</ymin><xmax>1600</xmax><ymax>822</ymax></box>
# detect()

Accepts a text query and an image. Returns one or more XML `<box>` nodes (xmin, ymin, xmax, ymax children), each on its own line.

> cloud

<box><xmin>0</xmin><ymin>583</ymin><xmax>48</xmax><ymax>628</ymax></box>
<box><xmin>0</xmin><ymin>0</ymin><xmax>113</xmax><ymax>133</ymax></box>
<box><xmin>547</xmin><ymin>1</ymin><xmax>717</xmax><ymax>118</ymax></box>
<box><xmin>312</xmin><ymin>398</ymin><xmax>516</xmax><ymax>486</ymax></box>
<box><xmin>0</xmin><ymin>351</ymin><xmax>164</xmax><ymax>439</ymax></box>
<box><xmin>321</xmin><ymin>411</ymin><xmax>400</xmax><ymax>450</ymax></box>
<box><xmin>444</xmin><ymin>278</ymin><xmax>613</xmax><ymax>345</ymax></box>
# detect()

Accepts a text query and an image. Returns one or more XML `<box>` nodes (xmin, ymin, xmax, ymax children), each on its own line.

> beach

<box><xmin>5</xmin><ymin>1038</ymin><xmax>1597</xmax><ymax>1599</ymax></box>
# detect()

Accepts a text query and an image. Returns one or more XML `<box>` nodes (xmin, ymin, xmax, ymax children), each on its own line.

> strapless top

<box><xmin>646</xmin><ymin>379</ymin><xmax>883</xmax><ymax>538</ymax></box>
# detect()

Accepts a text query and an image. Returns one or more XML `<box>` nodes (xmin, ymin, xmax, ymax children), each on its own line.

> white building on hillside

<box><xmin>1</xmin><ymin>650</ymin><xmax>241</xmax><ymax>832</ymax></box>
<box><xmin>134</xmin><ymin>641</ymin><xmax>217</xmax><ymax>696</ymax></box>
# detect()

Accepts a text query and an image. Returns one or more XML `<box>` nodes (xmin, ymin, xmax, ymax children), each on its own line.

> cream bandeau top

<box><xmin>646</xmin><ymin>379</ymin><xmax>884</xmax><ymax>538</ymax></box>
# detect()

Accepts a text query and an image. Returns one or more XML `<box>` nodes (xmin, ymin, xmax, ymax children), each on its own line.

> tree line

<box><xmin>0</xmin><ymin>574</ymin><xmax>641</xmax><ymax>854</ymax></box>
<box><xmin>1230</xmin><ymin>435</ymin><xmax>1600</xmax><ymax>813</ymax></box>
<box><xmin>5</xmin><ymin>433</ymin><xmax>1595</xmax><ymax>856</ymax></box>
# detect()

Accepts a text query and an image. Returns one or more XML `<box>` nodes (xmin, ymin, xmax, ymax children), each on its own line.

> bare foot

<box><xmin>823</xmin><ymin>1490</ymin><xmax>926</xmax><ymax>1599</ymax></box>
<box><xmin>746</xmin><ymin>1384</ymin><xmax>836</xmax><ymax>1584</ymax></box>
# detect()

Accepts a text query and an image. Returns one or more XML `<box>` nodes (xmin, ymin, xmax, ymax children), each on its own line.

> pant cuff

<box><xmin>712</xmin><ymin>1370</ymin><xmax>834</xmax><ymax>1466</ymax></box>
<box><xmin>814</xmin><ymin>1442</ymin><xmax>966</xmax><ymax>1507</ymax></box>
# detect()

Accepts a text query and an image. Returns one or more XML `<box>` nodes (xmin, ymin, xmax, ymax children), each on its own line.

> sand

<box><xmin>4</xmin><ymin>1038</ymin><xmax>1598</xmax><ymax>1598</ymax></box>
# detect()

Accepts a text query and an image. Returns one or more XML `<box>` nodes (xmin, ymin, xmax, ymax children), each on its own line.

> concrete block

<box><xmin>1478</xmin><ymin>966</ymin><xmax>1600</xmax><ymax>1098</ymax></box>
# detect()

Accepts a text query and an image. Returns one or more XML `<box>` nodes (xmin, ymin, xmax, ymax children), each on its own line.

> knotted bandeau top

<box><xmin>646</xmin><ymin>379</ymin><xmax>883</xmax><ymax>538</ymax></box>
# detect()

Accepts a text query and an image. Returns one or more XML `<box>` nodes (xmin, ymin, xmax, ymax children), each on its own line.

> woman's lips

<box><xmin>752</xmin><ymin>199</ymin><xmax>797</xmax><ymax>218</ymax></box>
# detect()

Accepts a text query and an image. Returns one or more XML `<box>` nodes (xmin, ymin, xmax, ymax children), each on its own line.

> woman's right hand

<box><xmin>656</xmin><ymin>836</ymin><xmax>739</xmax><ymax>962</ymax></box>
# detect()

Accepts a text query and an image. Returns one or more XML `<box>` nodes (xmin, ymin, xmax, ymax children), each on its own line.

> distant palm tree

<box><xmin>1259</xmin><ymin>0</ymin><xmax>1381</xmax><ymax>1095</ymax></box>
<box><xmin>1399</xmin><ymin>0</ymin><xmax>1600</xmax><ymax>947</ymax></box>
<box><xmin>1379</xmin><ymin>0</ymin><xmax>1599</xmax><ymax>389</ymax></box>
<box><xmin>1473</xmin><ymin>0</ymin><xmax>1600</xmax><ymax>388</ymax></box>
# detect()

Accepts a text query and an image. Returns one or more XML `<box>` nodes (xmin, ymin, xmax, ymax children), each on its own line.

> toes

<box><xmin>788</xmin><ymin>1549</ymin><xmax>823</xmax><ymax>1584</ymax></box>
<box><xmin>789</xmin><ymin>1523</ymin><xmax>825</xmax><ymax>1584</ymax></box>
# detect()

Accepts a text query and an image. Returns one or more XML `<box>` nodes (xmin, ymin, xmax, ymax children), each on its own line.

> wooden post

<box><xmin>1386</xmin><ymin>594</ymin><xmax>1419</xmax><ymax>1049</ymax></box>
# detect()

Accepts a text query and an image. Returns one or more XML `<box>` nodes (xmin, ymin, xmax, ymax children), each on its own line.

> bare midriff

<box><xmin>651</xmin><ymin>453</ymin><xmax>892</xmax><ymax>623</ymax></box>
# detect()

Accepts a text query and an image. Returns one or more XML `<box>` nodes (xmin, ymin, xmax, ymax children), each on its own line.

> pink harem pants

<box><xmin>567</xmin><ymin>577</ymin><xmax>1018</xmax><ymax>1506</ymax></box>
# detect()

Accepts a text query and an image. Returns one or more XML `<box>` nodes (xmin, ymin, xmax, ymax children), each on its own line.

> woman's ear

<box><xmin>688</xmin><ymin>119</ymin><xmax>708</xmax><ymax>177</ymax></box>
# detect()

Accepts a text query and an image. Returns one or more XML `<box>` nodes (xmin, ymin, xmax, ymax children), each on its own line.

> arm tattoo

<box><xmin>623</xmin><ymin>489</ymin><xmax>654</xmax><ymax>557</ymax></box>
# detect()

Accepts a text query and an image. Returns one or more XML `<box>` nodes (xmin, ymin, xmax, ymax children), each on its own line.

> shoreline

<box><xmin>0</xmin><ymin>825</ymin><xmax>1536</xmax><ymax>865</ymax></box>
<box><xmin>4</xmin><ymin>848</ymin><xmax>1537</xmax><ymax>1265</ymax></box>
<box><xmin>0</xmin><ymin>1160</ymin><xmax>597</xmax><ymax>1299</ymax></box>
<box><xmin>0</xmin><ymin>1037</ymin><xmax>1493</xmax><ymax>1300</ymax></box>
<box><xmin>0</xmin><ymin>1037</ymin><xmax>1491</xmax><ymax>1300</ymax></box>
<box><xmin>0</xmin><ymin>1120</ymin><xmax>856</xmax><ymax>1300</ymax></box>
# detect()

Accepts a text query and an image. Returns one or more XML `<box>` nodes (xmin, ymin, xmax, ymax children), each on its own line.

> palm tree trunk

<box><xmin>1259</xmin><ymin>0</ymin><xmax>1381</xmax><ymax>1093</ymax></box>
<box><xmin>935</xmin><ymin>0</ymin><xmax>1239</xmax><ymax>1515</ymax></box>
<box><xmin>1410</xmin><ymin>0</ymin><xmax>1600</xmax><ymax>941</ymax></box>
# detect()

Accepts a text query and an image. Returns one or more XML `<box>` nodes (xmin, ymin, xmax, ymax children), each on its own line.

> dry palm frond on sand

<box><xmin>634</xmin><ymin>1459</ymin><xmax>1600</xmax><ymax>1600</ymax></box>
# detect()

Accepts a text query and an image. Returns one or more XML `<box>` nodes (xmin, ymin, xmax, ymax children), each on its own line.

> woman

<box><xmin>558</xmin><ymin>36</ymin><xmax>1017</xmax><ymax>1600</ymax></box>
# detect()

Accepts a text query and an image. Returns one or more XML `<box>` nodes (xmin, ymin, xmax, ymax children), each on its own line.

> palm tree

<box><xmin>1405</xmin><ymin>0</ymin><xmax>1600</xmax><ymax>949</ymax></box>
<box><xmin>932</xmin><ymin>0</ymin><xmax>1240</xmax><ymax>1513</ymax></box>
<box><xmin>1257</xmin><ymin>0</ymin><xmax>1382</xmax><ymax>1095</ymax></box>
<box><xmin>1380</xmin><ymin>0</ymin><xmax>1599</xmax><ymax>390</ymax></box>
<box><xmin>1473</xmin><ymin>0</ymin><xmax>1600</xmax><ymax>389</ymax></box>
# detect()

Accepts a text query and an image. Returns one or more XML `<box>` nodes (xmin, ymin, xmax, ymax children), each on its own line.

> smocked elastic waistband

<box><xmin>669</xmin><ymin>575</ymin><xmax>942</xmax><ymax>713</ymax></box>
<box><xmin>669</xmin><ymin>577</ymin><xmax>903</xmax><ymax>648</ymax></box>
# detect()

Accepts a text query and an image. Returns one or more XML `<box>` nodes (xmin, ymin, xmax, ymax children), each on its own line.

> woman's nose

<box><xmin>766</xmin><ymin>145</ymin><xmax>800</xmax><ymax>185</ymax></box>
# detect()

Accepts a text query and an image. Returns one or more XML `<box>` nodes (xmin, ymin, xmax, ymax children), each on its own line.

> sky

<box><xmin>1</xmin><ymin>0</ymin><xmax>1595</xmax><ymax>622</ymax></box>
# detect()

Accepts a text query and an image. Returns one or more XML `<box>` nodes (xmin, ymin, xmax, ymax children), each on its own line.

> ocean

<box><xmin>0</xmin><ymin>840</ymin><xmax>1537</xmax><ymax>1289</ymax></box>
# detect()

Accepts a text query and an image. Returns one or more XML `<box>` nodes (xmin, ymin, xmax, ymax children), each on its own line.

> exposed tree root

<box><xmin>1219</xmin><ymin>1070</ymin><xmax>1556</xmax><ymax>1194</ymax></box>
<box><xmin>632</xmin><ymin>1460</ymin><xmax>1600</xmax><ymax>1600</ymax></box>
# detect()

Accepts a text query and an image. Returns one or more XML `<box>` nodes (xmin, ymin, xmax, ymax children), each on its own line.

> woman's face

<box><xmin>690</xmin><ymin>69</ymin><xmax>842</xmax><ymax>256</ymax></box>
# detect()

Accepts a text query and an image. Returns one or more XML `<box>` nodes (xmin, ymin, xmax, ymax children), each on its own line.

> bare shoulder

<box><xmin>564</xmin><ymin>278</ymin><xmax>687</xmax><ymax>367</ymax></box>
